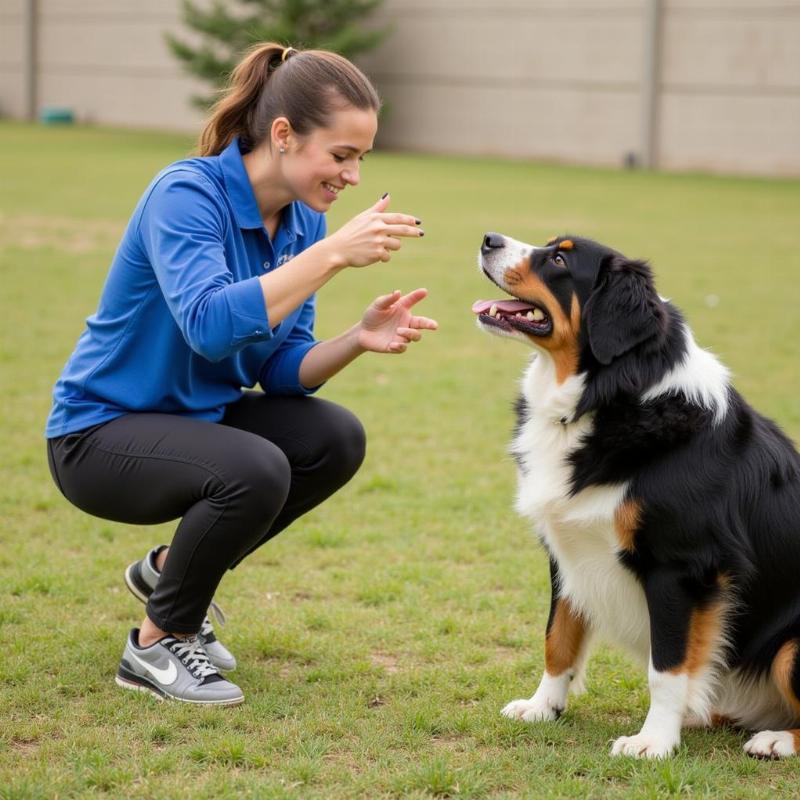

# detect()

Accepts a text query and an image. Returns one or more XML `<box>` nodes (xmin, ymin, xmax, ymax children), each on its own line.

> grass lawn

<box><xmin>1</xmin><ymin>121</ymin><xmax>800</xmax><ymax>799</ymax></box>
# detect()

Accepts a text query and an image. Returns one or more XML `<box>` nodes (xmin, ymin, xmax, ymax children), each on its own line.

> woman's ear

<box><xmin>270</xmin><ymin>116</ymin><xmax>292</xmax><ymax>153</ymax></box>
<box><xmin>584</xmin><ymin>256</ymin><xmax>664</xmax><ymax>365</ymax></box>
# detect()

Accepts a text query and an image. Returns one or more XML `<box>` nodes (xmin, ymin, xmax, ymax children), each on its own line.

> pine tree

<box><xmin>167</xmin><ymin>0</ymin><xmax>389</xmax><ymax>109</ymax></box>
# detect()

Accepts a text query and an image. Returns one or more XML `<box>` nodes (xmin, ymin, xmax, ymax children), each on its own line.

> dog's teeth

<box><xmin>526</xmin><ymin>311</ymin><xmax>534</xmax><ymax>321</ymax></box>
<box><xmin>532</xmin><ymin>308</ymin><xmax>546</xmax><ymax>321</ymax></box>
<box><xmin>489</xmin><ymin>304</ymin><xmax>498</xmax><ymax>317</ymax></box>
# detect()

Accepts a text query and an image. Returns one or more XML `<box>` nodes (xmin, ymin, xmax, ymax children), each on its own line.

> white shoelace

<box><xmin>168</xmin><ymin>635</ymin><xmax>218</xmax><ymax>679</ymax></box>
<box><xmin>199</xmin><ymin>600</ymin><xmax>226</xmax><ymax>639</ymax></box>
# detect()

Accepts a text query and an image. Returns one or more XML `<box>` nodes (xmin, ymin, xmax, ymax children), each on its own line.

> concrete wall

<box><xmin>0</xmin><ymin>0</ymin><xmax>28</xmax><ymax>118</ymax></box>
<box><xmin>1</xmin><ymin>0</ymin><xmax>206</xmax><ymax>129</ymax></box>
<box><xmin>363</xmin><ymin>0</ymin><xmax>646</xmax><ymax>167</ymax></box>
<box><xmin>363</xmin><ymin>0</ymin><xmax>800</xmax><ymax>175</ymax></box>
<box><xmin>658</xmin><ymin>0</ymin><xmax>800</xmax><ymax>174</ymax></box>
<box><xmin>2</xmin><ymin>0</ymin><xmax>798</xmax><ymax>176</ymax></box>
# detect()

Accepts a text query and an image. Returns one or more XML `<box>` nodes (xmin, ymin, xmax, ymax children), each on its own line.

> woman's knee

<box><xmin>320</xmin><ymin>404</ymin><xmax>366</xmax><ymax>478</ymax></box>
<box><xmin>222</xmin><ymin>442</ymin><xmax>292</xmax><ymax>518</ymax></box>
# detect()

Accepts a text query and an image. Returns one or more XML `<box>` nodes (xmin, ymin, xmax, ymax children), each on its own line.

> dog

<box><xmin>473</xmin><ymin>232</ymin><xmax>800</xmax><ymax>758</ymax></box>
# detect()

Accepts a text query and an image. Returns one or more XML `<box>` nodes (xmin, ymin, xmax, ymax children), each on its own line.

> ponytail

<box><xmin>197</xmin><ymin>43</ymin><xmax>284</xmax><ymax>157</ymax></box>
<box><xmin>196</xmin><ymin>42</ymin><xmax>381</xmax><ymax>158</ymax></box>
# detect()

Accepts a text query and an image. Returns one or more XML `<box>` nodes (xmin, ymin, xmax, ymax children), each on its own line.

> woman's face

<box><xmin>282</xmin><ymin>106</ymin><xmax>378</xmax><ymax>212</ymax></box>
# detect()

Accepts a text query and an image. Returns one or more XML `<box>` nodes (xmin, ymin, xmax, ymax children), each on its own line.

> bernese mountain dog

<box><xmin>473</xmin><ymin>232</ymin><xmax>800</xmax><ymax>759</ymax></box>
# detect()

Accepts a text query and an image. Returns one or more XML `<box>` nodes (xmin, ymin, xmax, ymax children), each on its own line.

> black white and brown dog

<box><xmin>473</xmin><ymin>232</ymin><xmax>800</xmax><ymax>758</ymax></box>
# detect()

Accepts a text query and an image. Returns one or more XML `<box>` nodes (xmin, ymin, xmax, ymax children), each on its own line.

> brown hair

<box><xmin>197</xmin><ymin>43</ymin><xmax>381</xmax><ymax>157</ymax></box>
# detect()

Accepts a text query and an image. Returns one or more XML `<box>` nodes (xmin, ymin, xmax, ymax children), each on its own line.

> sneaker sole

<box><xmin>115</xmin><ymin>670</ymin><xmax>244</xmax><ymax>707</ymax></box>
<box><xmin>124</xmin><ymin>562</ymin><xmax>151</xmax><ymax>605</ymax></box>
<box><xmin>115</xmin><ymin>674</ymin><xmax>166</xmax><ymax>701</ymax></box>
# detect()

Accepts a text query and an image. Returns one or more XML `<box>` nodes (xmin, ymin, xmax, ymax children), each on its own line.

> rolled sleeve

<box><xmin>259</xmin><ymin>295</ymin><xmax>321</xmax><ymax>395</ymax></box>
<box><xmin>226</xmin><ymin>277</ymin><xmax>272</xmax><ymax>343</ymax></box>
<box><xmin>138</xmin><ymin>170</ymin><xmax>272</xmax><ymax>362</ymax></box>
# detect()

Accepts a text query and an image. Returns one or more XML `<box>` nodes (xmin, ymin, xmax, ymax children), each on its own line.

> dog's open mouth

<box><xmin>472</xmin><ymin>298</ymin><xmax>553</xmax><ymax>336</ymax></box>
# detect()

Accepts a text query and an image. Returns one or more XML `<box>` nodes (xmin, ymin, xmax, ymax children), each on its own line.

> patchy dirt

<box><xmin>370</xmin><ymin>653</ymin><xmax>400</xmax><ymax>674</ymax></box>
<box><xmin>10</xmin><ymin>738</ymin><xmax>40</xmax><ymax>756</ymax></box>
<box><xmin>0</xmin><ymin>213</ymin><xmax>123</xmax><ymax>254</ymax></box>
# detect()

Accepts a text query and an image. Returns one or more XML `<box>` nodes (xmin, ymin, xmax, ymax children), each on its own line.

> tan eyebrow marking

<box><xmin>559</xmin><ymin>240</ymin><xmax>574</xmax><ymax>250</ymax></box>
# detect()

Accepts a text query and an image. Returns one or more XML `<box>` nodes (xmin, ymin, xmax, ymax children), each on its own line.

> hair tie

<box><xmin>281</xmin><ymin>47</ymin><xmax>296</xmax><ymax>63</ymax></box>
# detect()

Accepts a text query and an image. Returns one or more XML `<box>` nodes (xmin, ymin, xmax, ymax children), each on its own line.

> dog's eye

<box><xmin>553</xmin><ymin>253</ymin><xmax>567</xmax><ymax>267</ymax></box>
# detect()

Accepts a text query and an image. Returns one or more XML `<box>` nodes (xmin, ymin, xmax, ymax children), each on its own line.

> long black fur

<box><xmin>522</xmin><ymin>236</ymin><xmax>800</xmax><ymax>680</ymax></box>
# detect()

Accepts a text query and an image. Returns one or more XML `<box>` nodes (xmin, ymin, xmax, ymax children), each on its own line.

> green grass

<box><xmin>1</xmin><ymin>121</ymin><xmax>800</xmax><ymax>798</ymax></box>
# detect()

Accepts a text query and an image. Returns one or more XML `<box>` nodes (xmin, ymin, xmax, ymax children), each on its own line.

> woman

<box><xmin>45</xmin><ymin>43</ymin><xmax>436</xmax><ymax>706</ymax></box>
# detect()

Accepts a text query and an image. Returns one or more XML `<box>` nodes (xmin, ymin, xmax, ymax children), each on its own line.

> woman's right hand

<box><xmin>324</xmin><ymin>193</ymin><xmax>424</xmax><ymax>268</ymax></box>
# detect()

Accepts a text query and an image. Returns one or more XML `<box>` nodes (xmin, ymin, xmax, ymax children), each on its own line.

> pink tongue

<box><xmin>472</xmin><ymin>299</ymin><xmax>534</xmax><ymax>315</ymax></box>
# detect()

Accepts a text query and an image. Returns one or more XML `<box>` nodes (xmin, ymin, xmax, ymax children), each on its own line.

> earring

<box><xmin>279</xmin><ymin>146</ymin><xmax>285</xmax><ymax>154</ymax></box>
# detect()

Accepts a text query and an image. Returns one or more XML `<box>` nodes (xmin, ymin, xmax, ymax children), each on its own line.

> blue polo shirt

<box><xmin>46</xmin><ymin>138</ymin><xmax>326</xmax><ymax>438</ymax></box>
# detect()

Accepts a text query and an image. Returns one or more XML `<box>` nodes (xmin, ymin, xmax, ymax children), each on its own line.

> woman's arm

<box><xmin>259</xmin><ymin>194</ymin><xmax>422</xmax><ymax>328</ymax></box>
<box><xmin>298</xmin><ymin>289</ymin><xmax>438</xmax><ymax>388</ymax></box>
<box><xmin>257</xmin><ymin>238</ymin><xmax>343</xmax><ymax>330</ymax></box>
<box><xmin>297</xmin><ymin>323</ymin><xmax>365</xmax><ymax>388</ymax></box>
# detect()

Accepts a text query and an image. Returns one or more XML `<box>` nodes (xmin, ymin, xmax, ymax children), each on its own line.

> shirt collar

<box><xmin>220</xmin><ymin>138</ymin><xmax>305</xmax><ymax>241</ymax></box>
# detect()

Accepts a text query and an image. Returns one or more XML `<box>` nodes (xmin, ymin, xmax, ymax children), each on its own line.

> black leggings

<box><xmin>47</xmin><ymin>393</ymin><xmax>366</xmax><ymax>633</ymax></box>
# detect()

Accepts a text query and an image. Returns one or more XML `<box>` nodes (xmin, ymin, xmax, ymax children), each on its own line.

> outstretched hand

<box><xmin>358</xmin><ymin>289</ymin><xmax>438</xmax><ymax>354</ymax></box>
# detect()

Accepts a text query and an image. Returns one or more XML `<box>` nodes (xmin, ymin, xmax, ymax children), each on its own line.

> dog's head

<box><xmin>474</xmin><ymin>233</ymin><xmax>667</xmax><ymax>383</ymax></box>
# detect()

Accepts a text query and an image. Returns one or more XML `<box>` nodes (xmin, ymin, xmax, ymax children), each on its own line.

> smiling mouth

<box><xmin>323</xmin><ymin>182</ymin><xmax>342</xmax><ymax>195</ymax></box>
<box><xmin>471</xmin><ymin>298</ymin><xmax>553</xmax><ymax>336</ymax></box>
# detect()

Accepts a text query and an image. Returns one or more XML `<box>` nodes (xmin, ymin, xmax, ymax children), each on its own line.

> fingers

<box><xmin>371</xmin><ymin>193</ymin><xmax>391</xmax><ymax>212</ymax></box>
<box><xmin>366</xmin><ymin>192</ymin><xmax>421</xmax><ymax>230</ymax></box>
<box><xmin>394</xmin><ymin>327</ymin><xmax>420</xmax><ymax>342</ymax></box>
<box><xmin>385</xmin><ymin>325</ymin><xmax>434</xmax><ymax>354</ymax></box>
<box><xmin>385</xmin><ymin>224</ymin><xmax>424</xmax><ymax>239</ymax></box>
<box><xmin>397</xmin><ymin>287</ymin><xmax>428</xmax><ymax>308</ymax></box>
<box><xmin>384</xmin><ymin>237</ymin><xmax>402</xmax><ymax>252</ymax></box>
<box><xmin>379</xmin><ymin>213</ymin><xmax>423</xmax><ymax>229</ymax></box>
<box><xmin>369</xmin><ymin>207</ymin><xmax>422</xmax><ymax>237</ymax></box>
<box><xmin>376</xmin><ymin>233</ymin><xmax>413</xmax><ymax>264</ymax></box>
<box><xmin>409</xmin><ymin>316</ymin><xmax>439</xmax><ymax>330</ymax></box>
<box><xmin>374</xmin><ymin>289</ymin><xmax>435</xmax><ymax>315</ymax></box>
<box><xmin>374</xmin><ymin>290</ymin><xmax>401</xmax><ymax>309</ymax></box>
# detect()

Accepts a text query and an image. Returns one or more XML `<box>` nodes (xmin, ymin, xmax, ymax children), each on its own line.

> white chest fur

<box><xmin>512</xmin><ymin>355</ymin><xmax>650</xmax><ymax>661</ymax></box>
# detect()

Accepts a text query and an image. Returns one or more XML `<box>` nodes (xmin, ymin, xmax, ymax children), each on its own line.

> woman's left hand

<box><xmin>358</xmin><ymin>289</ymin><xmax>438</xmax><ymax>354</ymax></box>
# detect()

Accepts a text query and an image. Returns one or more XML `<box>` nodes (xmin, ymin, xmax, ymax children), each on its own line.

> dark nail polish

<box><xmin>381</xmin><ymin>192</ymin><xmax>389</xmax><ymax>199</ymax></box>
<box><xmin>415</xmin><ymin>219</ymin><xmax>422</xmax><ymax>225</ymax></box>
<box><xmin>419</xmin><ymin>231</ymin><xmax>425</xmax><ymax>237</ymax></box>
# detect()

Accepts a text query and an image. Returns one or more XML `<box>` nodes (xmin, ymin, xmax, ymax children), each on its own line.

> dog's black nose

<box><xmin>482</xmin><ymin>233</ymin><xmax>505</xmax><ymax>253</ymax></box>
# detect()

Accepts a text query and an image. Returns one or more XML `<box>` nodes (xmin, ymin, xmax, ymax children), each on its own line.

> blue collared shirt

<box><xmin>46</xmin><ymin>138</ymin><xmax>325</xmax><ymax>438</ymax></box>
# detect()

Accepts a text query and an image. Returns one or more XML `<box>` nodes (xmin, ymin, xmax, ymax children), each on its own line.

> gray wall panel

<box><xmin>0</xmin><ymin>0</ymin><xmax>798</xmax><ymax>175</ymax></box>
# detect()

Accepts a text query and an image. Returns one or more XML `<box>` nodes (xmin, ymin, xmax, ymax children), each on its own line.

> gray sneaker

<box><xmin>124</xmin><ymin>545</ymin><xmax>237</xmax><ymax>671</ymax></box>
<box><xmin>116</xmin><ymin>629</ymin><xmax>244</xmax><ymax>706</ymax></box>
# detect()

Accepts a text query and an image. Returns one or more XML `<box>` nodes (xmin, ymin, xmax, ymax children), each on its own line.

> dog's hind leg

<box><xmin>502</xmin><ymin>557</ymin><xmax>590</xmax><ymax>723</ymax></box>
<box><xmin>743</xmin><ymin>639</ymin><xmax>800</xmax><ymax>759</ymax></box>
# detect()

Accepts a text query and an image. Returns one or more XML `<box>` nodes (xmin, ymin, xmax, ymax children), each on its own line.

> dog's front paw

<box><xmin>611</xmin><ymin>733</ymin><xmax>678</xmax><ymax>759</ymax></box>
<box><xmin>744</xmin><ymin>730</ymin><xmax>798</xmax><ymax>759</ymax></box>
<box><xmin>501</xmin><ymin>696</ymin><xmax>563</xmax><ymax>723</ymax></box>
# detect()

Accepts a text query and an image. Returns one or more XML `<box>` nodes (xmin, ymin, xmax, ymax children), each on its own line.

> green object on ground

<box><xmin>40</xmin><ymin>107</ymin><xmax>75</xmax><ymax>125</ymax></box>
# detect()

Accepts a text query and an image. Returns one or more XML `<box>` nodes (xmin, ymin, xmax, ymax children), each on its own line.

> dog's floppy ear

<box><xmin>584</xmin><ymin>256</ymin><xmax>663</xmax><ymax>365</ymax></box>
